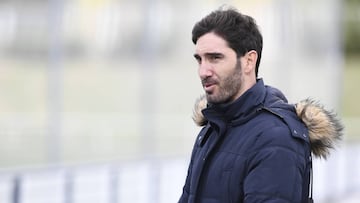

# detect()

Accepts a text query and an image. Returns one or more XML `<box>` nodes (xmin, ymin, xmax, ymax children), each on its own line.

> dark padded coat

<box><xmin>179</xmin><ymin>79</ymin><xmax>343</xmax><ymax>203</ymax></box>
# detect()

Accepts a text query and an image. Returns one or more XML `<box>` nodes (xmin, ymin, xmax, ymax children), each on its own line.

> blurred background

<box><xmin>0</xmin><ymin>0</ymin><xmax>359</xmax><ymax>202</ymax></box>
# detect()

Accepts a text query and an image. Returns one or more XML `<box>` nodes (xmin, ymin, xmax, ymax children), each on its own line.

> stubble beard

<box><xmin>205</xmin><ymin>60</ymin><xmax>243</xmax><ymax>104</ymax></box>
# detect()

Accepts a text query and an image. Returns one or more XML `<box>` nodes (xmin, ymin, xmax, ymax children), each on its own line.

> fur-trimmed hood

<box><xmin>192</xmin><ymin>96</ymin><xmax>344</xmax><ymax>159</ymax></box>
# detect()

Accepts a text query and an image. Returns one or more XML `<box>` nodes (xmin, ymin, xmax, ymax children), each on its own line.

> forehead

<box><xmin>195</xmin><ymin>32</ymin><xmax>230</xmax><ymax>54</ymax></box>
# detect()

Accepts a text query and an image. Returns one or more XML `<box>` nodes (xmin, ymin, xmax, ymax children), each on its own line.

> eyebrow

<box><xmin>205</xmin><ymin>52</ymin><xmax>224</xmax><ymax>58</ymax></box>
<box><xmin>193</xmin><ymin>53</ymin><xmax>200</xmax><ymax>60</ymax></box>
<box><xmin>193</xmin><ymin>52</ymin><xmax>224</xmax><ymax>59</ymax></box>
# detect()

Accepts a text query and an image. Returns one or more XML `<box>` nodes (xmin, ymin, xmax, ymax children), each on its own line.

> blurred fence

<box><xmin>1</xmin><ymin>144</ymin><xmax>360</xmax><ymax>203</ymax></box>
<box><xmin>0</xmin><ymin>158</ymin><xmax>188</xmax><ymax>203</ymax></box>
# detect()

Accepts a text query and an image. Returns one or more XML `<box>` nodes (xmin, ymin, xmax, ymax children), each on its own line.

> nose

<box><xmin>198</xmin><ymin>62</ymin><xmax>213</xmax><ymax>79</ymax></box>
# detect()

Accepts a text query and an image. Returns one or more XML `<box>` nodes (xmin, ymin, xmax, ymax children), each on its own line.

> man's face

<box><xmin>194</xmin><ymin>32</ymin><xmax>244</xmax><ymax>104</ymax></box>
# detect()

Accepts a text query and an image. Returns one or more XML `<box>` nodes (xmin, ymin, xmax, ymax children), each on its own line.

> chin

<box><xmin>206</xmin><ymin>95</ymin><xmax>224</xmax><ymax>104</ymax></box>
<box><xmin>207</xmin><ymin>92</ymin><xmax>236</xmax><ymax>104</ymax></box>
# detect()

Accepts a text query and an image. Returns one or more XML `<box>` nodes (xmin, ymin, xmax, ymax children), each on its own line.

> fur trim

<box><xmin>295</xmin><ymin>99</ymin><xmax>344</xmax><ymax>159</ymax></box>
<box><xmin>192</xmin><ymin>96</ymin><xmax>344</xmax><ymax>159</ymax></box>
<box><xmin>192</xmin><ymin>95</ymin><xmax>207</xmax><ymax>126</ymax></box>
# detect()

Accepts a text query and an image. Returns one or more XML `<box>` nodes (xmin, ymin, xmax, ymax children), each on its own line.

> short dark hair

<box><xmin>192</xmin><ymin>7</ymin><xmax>263</xmax><ymax>77</ymax></box>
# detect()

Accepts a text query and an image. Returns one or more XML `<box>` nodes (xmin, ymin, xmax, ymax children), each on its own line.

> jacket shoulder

<box><xmin>254</xmin><ymin>110</ymin><xmax>307</xmax><ymax>146</ymax></box>
<box><xmin>262</xmin><ymin>103</ymin><xmax>310</xmax><ymax>143</ymax></box>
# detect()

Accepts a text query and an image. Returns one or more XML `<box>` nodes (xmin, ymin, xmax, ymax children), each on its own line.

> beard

<box><xmin>203</xmin><ymin>60</ymin><xmax>243</xmax><ymax>104</ymax></box>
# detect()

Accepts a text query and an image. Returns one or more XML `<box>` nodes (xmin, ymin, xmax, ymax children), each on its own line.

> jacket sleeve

<box><xmin>179</xmin><ymin>125</ymin><xmax>211</xmax><ymax>203</ymax></box>
<box><xmin>178</xmin><ymin>158</ymin><xmax>193</xmax><ymax>203</ymax></box>
<box><xmin>243</xmin><ymin>126</ymin><xmax>307</xmax><ymax>203</ymax></box>
<box><xmin>179</xmin><ymin>140</ymin><xmax>199</xmax><ymax>203</ymax></box>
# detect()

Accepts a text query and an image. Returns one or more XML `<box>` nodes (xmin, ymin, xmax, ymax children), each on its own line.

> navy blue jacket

<box><xmin>179</xmin><ymin>79</ymin><xmax>312</xmax><ymax>203</ymax></box>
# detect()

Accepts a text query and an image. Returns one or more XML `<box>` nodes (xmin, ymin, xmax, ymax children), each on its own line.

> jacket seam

<box><xmin>216</xmin><ymin>144</ymin><xmax>304</xmax><ymax>159</ymax></box>
<box><xmin>246</xmin><ymin>191</ymin><xmax>294</xmax><ymax>202</ymax></box>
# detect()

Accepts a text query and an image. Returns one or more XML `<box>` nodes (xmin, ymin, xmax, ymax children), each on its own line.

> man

<box><xmin>179</xmin><ymin>7</ymin><xmax>343</xmax><ymax>203</ymax></box>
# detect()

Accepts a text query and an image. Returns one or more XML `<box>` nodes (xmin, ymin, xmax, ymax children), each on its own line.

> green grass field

<box><xmin>341</xmin><ymin>55</ymin><xmax>360</xmax><ymax>142</ymax></box>
<box><xmin>342</xmin><ymin>55</ymin><xmax>360</xmax><ymax>116</ymax></box>
<box><xmin>0</xmin><ymin>55</ymin><xmax>359</xmax><ymax>167</ymax></box>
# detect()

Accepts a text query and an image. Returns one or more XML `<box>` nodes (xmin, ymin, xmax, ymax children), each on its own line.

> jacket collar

<box><xmin>192</xmin><ymin>80</ymin><xmax>344</xmax><ymax>159</ymax></box>
<box><xmin>202</xmin><ymin>79</ymin><xmax>266</xmax><ymax>132</ymax></box>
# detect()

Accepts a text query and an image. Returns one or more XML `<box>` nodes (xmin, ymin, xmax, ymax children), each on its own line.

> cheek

<box><xmin>219</xmin><ymin>62</ymin><xmax>238</xmax><ymax>77</ymax></box>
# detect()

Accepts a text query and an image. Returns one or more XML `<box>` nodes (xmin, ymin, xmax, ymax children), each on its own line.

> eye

<box><xmin>209</xmin><ymin>55</ymin><xmax>220</xmax><ymax>61</ymax></box>
<box><xmin>194</xmin><ymin>54</ymin><xmax>202</xmax><ymax>64</ymax></box>
<box><xmin>208</xmin><ymin>53</ymin><xmax>223</xmax><ymax>62</ymax></box>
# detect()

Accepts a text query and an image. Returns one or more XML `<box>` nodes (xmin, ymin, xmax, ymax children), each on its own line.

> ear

<box><xmin>242</xmin><ymin>50</ymin><xmax>258</xmax><ymax>75</ymax></box>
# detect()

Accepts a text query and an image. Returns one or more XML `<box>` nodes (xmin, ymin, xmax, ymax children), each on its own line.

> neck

<box><xmin>232</xmin><ymin>77</ymin><xmax>257</xmax><ymax>102</ymax></box>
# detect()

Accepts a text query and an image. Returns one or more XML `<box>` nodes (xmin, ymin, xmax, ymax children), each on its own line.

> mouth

<box><xmin>202</xmin><ymin>80</ymin><xmax>217</xmax><ymax>92</ymax></box>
